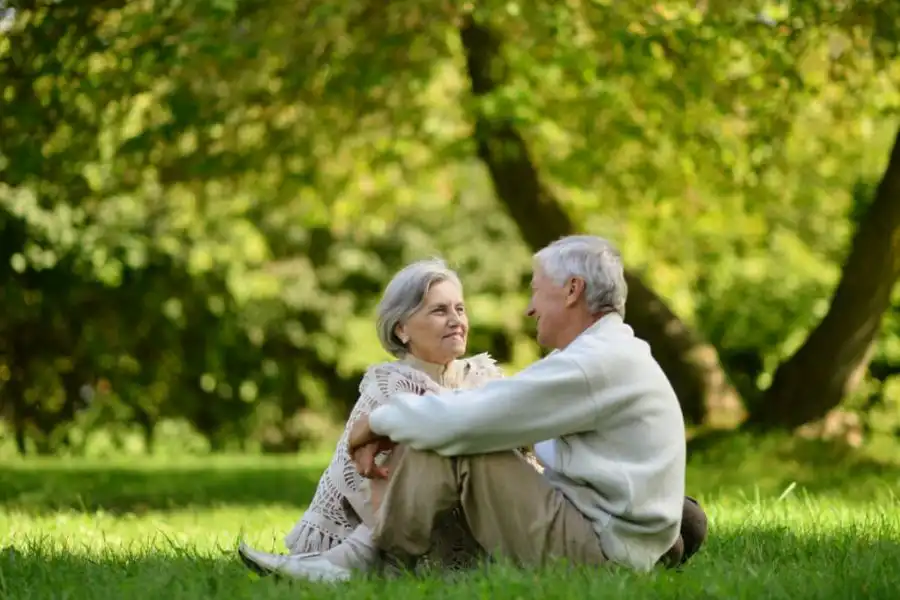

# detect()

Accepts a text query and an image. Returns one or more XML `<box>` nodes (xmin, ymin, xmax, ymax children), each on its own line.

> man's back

<box><xmin>542</xmin><ymin>313</ymin><xmax>686</xmax><ymax>571</ymax></box>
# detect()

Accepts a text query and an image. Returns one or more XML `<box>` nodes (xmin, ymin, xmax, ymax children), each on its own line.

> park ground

<box><xmin>1</xmin><ymin>434</ymin><xmax>899</xmax><ymax>599</ymax></box>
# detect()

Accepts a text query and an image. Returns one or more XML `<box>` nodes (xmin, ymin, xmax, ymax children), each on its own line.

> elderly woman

<box><xmin>238</xmin><ymin>258</ymin><xmax>508</xmax><ymax>580</ymax></box>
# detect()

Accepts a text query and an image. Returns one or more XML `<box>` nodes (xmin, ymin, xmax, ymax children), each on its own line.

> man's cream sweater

<box><xmin>369</xmin><ymin>313</ymin><xmax>687</xmax><ymax>571</ymax></box>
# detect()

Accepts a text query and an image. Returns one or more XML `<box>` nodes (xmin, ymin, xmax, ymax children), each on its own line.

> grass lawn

<box><xmin>1</xmin><ymin>435</ymin><xmax>899</xmax><ymax>599</ymax></box>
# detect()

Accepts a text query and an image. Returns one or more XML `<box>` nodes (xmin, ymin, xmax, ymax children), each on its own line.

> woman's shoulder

<box><xmin>358</xmin><ymin>353</ymin><xmax>504</xmax><ymax>393</ymax></box>
<box><xmin>360</xmin><ymin>359</ymin><xmax>422</xmax><ymax>379</ymax></box>
<box><xmin>358</xmin><ymin>360</ymin><xmax>437</xmax><ymax>396</ymax></box>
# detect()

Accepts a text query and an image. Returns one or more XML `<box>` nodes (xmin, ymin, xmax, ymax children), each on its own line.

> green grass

<box><xmin>1</xmin><ymin>436</ymin><xmax>900</xmax><ymax>599</ymax></box>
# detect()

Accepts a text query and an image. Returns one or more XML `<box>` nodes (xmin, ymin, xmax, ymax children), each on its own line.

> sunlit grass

<box><xmin>1</xmin><ymin>436</ymin><xmax>899</xmax><ymax>599</ymax></box>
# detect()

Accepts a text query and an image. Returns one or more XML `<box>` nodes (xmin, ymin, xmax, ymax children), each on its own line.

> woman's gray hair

<box><xmin>376</xmin><ymin>258</ymin><xmax>463</xmax><ymax>357</ymax></box>
<box><xmin>533</xmin><ymin>235</ymin><xmax>628</xmax><ymax>318</ymax></box>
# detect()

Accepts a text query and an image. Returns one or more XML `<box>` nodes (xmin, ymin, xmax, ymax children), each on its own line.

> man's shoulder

<box><xmin>566</xmin><ymin>323</ymin><xmax>657</xmax><ymax>380</ymax></box>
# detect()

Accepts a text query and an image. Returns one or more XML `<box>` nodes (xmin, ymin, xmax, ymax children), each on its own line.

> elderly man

<box><xmin>346</xmin><ymin>235</ymin><xmax>701</xmax><ymax>574</ymax></box>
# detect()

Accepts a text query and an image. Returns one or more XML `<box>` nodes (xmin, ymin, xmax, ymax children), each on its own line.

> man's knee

<box><xmin>392</xmin><ymin>446</ymin><xmax>444</xmax><ymax>471</ymax></box>
<box><xmin>377</xmin><ymin>447</ymin><xmax>458</xmax><ymax>514</ymax></box>
<box><xmin>461</xmin><ymin>449</ymin><xmax>535</xmax><ymax>474</ymax></box>
<box><xmin>395</xmin><ymin>448</ymin><xmax>522</xmax><ymax>483</ymax></box>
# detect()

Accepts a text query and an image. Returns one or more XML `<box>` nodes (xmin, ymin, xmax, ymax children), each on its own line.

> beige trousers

<box><xmin>370</xmin><ymin>447</ymin><xmax>607</xmax><ymax>568</ymax></box>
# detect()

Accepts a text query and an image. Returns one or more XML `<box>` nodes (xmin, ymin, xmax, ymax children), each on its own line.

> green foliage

<box><xmin>483</xmin><ymin>4</ymin><xmax>900</xmax><ymax>406</ymax></box>
<box><xmin>2</xmin><ymin>1</ymin><xmax>900</xmax><ymax>451</ymax></box>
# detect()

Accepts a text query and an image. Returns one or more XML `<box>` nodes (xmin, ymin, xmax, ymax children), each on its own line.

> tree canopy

<box><xmin>1</xmin><ymin>0</ymin><xmax>899</xmax><ymax>454</ymax></box>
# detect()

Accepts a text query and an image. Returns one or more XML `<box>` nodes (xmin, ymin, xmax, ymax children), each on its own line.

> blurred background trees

<box><xmin>1</xmin><ymin>0</ymin><xmax>899</xmax><ymax>456</ymax></box>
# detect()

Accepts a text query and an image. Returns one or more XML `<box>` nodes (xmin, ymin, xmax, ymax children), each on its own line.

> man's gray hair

<box><xmin>533</xmin><ymin>235</ymin><xmax>628</xmax><ymax>318</ymax></box>
<box><xmin>376</xmin><ymin>258</ymin><xmax>463</xmax><ymax>357</ymax></box>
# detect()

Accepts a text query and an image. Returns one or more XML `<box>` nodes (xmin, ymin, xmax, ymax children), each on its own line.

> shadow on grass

<box><xmin>0</xmin><ymin>460</ymin><xmax>322</xmax><ymax>514</ymax></box>
<box><xmin>1</xmin><ymin>528</ymin><xmax>899</xmax><ymax>599</ymax></box>
<box><xmin>2</xmin><ymin>433</ymin><xmax>900</xmax><ymax>516</ymax></box>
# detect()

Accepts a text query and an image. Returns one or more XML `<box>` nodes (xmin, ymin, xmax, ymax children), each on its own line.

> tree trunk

<box><xmin>14</xmin><ymin>425</ymin><xmax>27</xmax><ymax>456</ymax></box>
<box><xmin>749</xmin><ymin>127</ymin><xmax>900</xmax><ymax>429</ymax></box>
<box><xmin>458</xmin><ymin>16</ymin><xmax>744</xmax><ymax>427</ymax></box>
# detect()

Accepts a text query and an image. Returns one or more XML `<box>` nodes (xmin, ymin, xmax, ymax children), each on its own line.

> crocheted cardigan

<box><xmin>283</xmin><ymin>353</ymin><xmax>514</xmax><ymax>568</ymax></box>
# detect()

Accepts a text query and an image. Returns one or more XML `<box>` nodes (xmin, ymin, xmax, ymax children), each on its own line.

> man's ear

<box><xmin>564</xmin><ymin>277</ymin><xmax>586</xmax><ymax>307</ymax></box>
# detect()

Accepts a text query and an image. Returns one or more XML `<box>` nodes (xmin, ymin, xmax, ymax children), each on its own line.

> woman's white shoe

<box><xmin>237</xmin><ymin>542</ymin><xmax>352</xmax><ymax>582</ymax></box>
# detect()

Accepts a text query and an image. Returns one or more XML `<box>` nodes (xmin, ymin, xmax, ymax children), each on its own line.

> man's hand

<box><xmin>348</xmin><ymin>414</ymin><xmax>395</xmax><ymax>479</ymax></box>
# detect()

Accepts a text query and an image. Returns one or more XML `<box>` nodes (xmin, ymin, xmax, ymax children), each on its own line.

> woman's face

<box><xmin>396</xmin><ymin>280</ymin><xmax>468</xmax><ymax>365</ymax></box>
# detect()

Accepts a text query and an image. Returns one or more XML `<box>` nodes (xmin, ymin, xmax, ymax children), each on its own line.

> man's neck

<box><xmin>556</xmin><ymin>311</ymin><xmax>615</xmax><ymax>349</ymax></box>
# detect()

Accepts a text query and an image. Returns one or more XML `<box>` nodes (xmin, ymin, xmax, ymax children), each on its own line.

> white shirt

<box><xmin>533</xmin><ymin>439</ymin><xmax>556</xmax><ymax>469</ymax></box>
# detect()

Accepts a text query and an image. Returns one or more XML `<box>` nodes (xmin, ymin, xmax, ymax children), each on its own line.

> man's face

<box><xmin>525</xmin><ymin>265</ymin><xmax>570</xmax><ymax>349</ymax></box>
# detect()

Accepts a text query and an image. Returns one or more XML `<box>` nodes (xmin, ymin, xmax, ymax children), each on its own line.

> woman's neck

<box><xmin>401</xmin><ymin>353</ymin><xmax>457</xmax><ymax>386</ymax></box>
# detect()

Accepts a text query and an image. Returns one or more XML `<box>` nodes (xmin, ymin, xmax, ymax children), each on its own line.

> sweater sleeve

<box><xmin>368</xmin><ymin>352</ymin><xmax>599</xmax><ymax>456</ymax></box>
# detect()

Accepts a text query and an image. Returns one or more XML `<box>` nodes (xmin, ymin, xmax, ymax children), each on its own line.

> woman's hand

<box><xmin>348</xmin><ymin>413</ymin><xmax>378</xmax><ymax>452</ymax></box>
<box><xmin>352</xmin><ymin>439</ymin><xmax>395</xmax><ymax>479</ymax></box>
<box><xmin>348</xmin><ymin>414</ymin><xmax>395</xmax><ymax>479</ymax></box>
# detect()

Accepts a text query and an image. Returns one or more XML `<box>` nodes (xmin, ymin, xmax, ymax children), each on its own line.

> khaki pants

<box><xmin>370</xmin><ymin>448</ymin><xmax>607</xmax><ymax>568</ymax></box>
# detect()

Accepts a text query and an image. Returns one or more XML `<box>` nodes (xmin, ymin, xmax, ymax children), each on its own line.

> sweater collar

<box><xmin>569</xmin><ymin>312</ymin><xmax>626</xmax><ymax>346</ymax></box>
<box><xmin>586</xmin><ymin>312</ymin><xmax>624</xmax><ymax>333</ymax></box>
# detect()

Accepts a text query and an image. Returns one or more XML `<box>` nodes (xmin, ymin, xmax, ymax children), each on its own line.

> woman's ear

<box><xmin>394</xmin><ymin>324</ymin><xmax>409</xmax><ymax>344</ymax></box>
